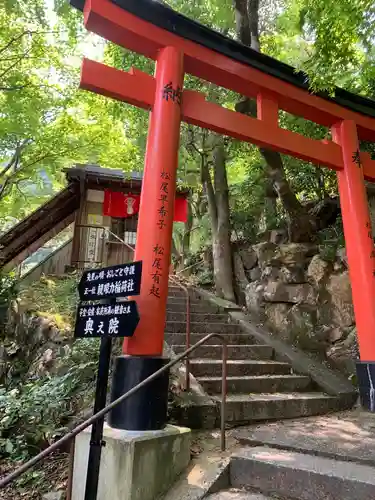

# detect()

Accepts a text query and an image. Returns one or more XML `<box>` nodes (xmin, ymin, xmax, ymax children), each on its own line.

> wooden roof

<box><xmin>0</xmin><ymin>184</ymin><xmax>80</xmax><ymax>269</ymax></box>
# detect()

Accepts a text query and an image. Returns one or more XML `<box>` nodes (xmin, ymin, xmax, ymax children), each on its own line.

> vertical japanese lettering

<box><xmin>149</xmin><ymin>244</ymin><xmax>165</xmax><ymax>299</ymax></box>
<box><xmin>162</xmin><ymin>81</ymin><xmax>182</xmax><ymax>105</ymax></box>
<box><xmin>352</xmin><ymin>149</ymin><xmax>362</xmax><ymax>168</ymax></box>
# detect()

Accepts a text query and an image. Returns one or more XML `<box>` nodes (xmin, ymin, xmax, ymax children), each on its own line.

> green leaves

<box><xmin>278</xmin><ymin>0</ymin><xmax>375</xmax><ymax>92</ymax></box>
<box><xmin>0</xmin><ymin>2</ymin><xmax>139</xmax><ymax>221</ymax></box>
<box><xmin>0</xmin><ymin>338</ymin><xmax>99</xmax><ymax>461</ymax></box>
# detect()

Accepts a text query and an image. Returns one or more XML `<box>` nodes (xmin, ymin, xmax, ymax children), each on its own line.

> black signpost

<box><xmin>77</xmin><ymin>261</ymin><xmax>142</xmax><ymax>301</ymax></box>
<box><xmin>75</xmin><ymin>301</ymin><xmax>140</xmax><ymax>339</ymax></box>
<box><xmin>75</xmin><ymin>261</ymin><xmax>142</xmax><ymax>500</ymax></box>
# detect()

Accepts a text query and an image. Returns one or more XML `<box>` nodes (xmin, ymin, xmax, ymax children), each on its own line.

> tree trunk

<box><xmin>213</xmin><ymin>140</ymin><xmax>236</xmax><ymax>302</ymax></box>
<box><xmin>260</xmin><ymin>178</ymin><xmax>278</xmax><ymax>232</ymax></box>
<box><xmin>182</xmin><ymin>196</ymin><xmax>193</xmax><ymax>265</ymax></box>
<box><xmin>201</xmin><ymin>139</ymin><xmax>236</xmax><ymax>302</ymax></box>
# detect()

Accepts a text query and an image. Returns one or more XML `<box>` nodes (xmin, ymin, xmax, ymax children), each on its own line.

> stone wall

<box><xmin>233</xmin><ymin>242</ymin><xmax>359</xmax><ymax>377</ymax></box>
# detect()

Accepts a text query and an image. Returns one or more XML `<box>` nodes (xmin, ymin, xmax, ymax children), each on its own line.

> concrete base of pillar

<box><xmin>71</xmin><ymin>423</ymin><xmax>191</xmax><ymax>500</ymax></box>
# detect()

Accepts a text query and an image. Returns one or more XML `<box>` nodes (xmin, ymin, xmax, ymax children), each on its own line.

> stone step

<box><xmin>172</xmin><ymin>344</ymin><xmax>273</xmax><ymax>360</ymax></box>
<box><xmin>232</xmin><ymin>415</ymin><xmax>375</xmax><ymax>467</ymax></box>
<box><xmin>166</xmin><ymin>301</ymin><xmax>220</xmax><ymax>314</ymax></box>
<box><xmin>165</xmin><ymin>333</ymin><xmax>257</xmax><ymax>346</ymax></box>
<box><xmin>206</xmin><ymin>489</ymin><xmax>278</xmax><ymax>499</ymax></box>
<box><xmin>166</xmin><ymin>312</ymin><xmax>230</xmax><ymax>322</ymax></box>
<box><xmin>165</xmin><ymin>321</ymin><xmax>239</xmax><ymax>334</ymax></box>
<box><xmin>230</xmin><ymin>446</ymin><xmax>375</xmax><ymax>500</ymax></box>
<box><xmin>167</xmin><ymin>297</ymin><xmax>204</xmax><ymax>305</ymax></box>
<box><xmin>190</xmin><ymin>360</ymin><xmax>291</xmax><ymax>377</ymax></box>
<box><xmin>199</xmin><ymin>375</ymin><xmax>312</xmax><ymax>394</ymax></box>
<box><xmin>167</xmin><ymin>287</ymin><xmax>190</xmax><ymax>297</ymax></box>
<box><xmin>221</xmin><ymin>393</ymin><xmax>342</xmax><ymax>424</ymax></box>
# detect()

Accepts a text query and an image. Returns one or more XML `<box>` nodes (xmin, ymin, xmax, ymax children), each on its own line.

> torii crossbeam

<box><xmin>73</xmin><ymin>0</ymin><xmax>375</xmax><ymax>417</ymax></box>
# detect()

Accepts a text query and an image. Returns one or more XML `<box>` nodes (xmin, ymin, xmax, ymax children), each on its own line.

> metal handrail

<box><xmin>169</xmin><ymin>275</ymin><xmax>191</xmax><ymax>391</ymax></box>
<box><xmin>103</xmin><ymin>228</ymin><xmax>135</xmax><ymax>254</ymax></box>
<box><xmin>175</xmin><ymin>258</ymin><xmax>205</xmax><ymax>275</ymax></box>
<box><xmin>0</xmin><ymin>333</ymin><xmax>228</xmax><ymax>489</ymax></box>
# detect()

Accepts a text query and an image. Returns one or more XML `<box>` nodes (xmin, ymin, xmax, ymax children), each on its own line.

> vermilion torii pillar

<box><xmin>74</xmin><ymin>0</ymin><xmax>375</xmax><ymax>415</ymax></box>
<box><xmin>123</xmin><ymin>47</ymin><xmax>184</xmax><ymax>356</ymax></box>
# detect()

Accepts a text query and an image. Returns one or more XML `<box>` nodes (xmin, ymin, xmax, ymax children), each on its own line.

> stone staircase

<box><xmin>205</xmin><ymin>443</ymin><xmax>375</xmax><ymax>499</ymax></box>
<box><xmin>164</xmin><ymin>410</ymin><xmax>375</xmax><ymax>500</ymax></box>
<box><xmin>166</xmin><ymin>285</ymin><xmax>345</xmax><ymax>426</ymax></box>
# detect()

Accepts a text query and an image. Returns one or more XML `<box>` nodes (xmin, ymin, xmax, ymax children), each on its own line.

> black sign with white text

<box><xmin>74</xmin><ymin>300</ymin><xmax>140</xmax><ymax>338</ymax></box>
<box><xmin>78</xmin><ymin>261</ymin><xmax>142</xmax><ymax>301</ymax></box>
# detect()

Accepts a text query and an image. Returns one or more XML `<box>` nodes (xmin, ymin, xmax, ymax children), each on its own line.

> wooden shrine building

<box><xmin>0</xmin><ymin>164</ymin><xmax>188</xmax><ymax>274</ymax></box>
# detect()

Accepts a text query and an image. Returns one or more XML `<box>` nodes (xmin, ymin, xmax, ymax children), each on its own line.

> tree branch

<box><xmin>0</xmin><ymin>85</ymin><xmax>30</xmax><ymax>92</ymax></box>
<box><xmin>233</xmin><ymin>0</ymin><xmax>252</xmax><ymax>46</ymax></box>
<box><xmin>0</xmin><ymin>29</ymin><xmax>68</xmax><ymax>55</ymax></box>
<box><xmin>248</xmin><ymin>0</ymin><xmax>260</xmax><ymax>51</ymax></box>
<box><xmin>0</xmin><ymin>48</ymin><xmax>32</xmax><ymax>79</ymax></box>
<box><xmin>0</xmin><ymin>31</ymin><xmax>31</xmax><ymax>55</ymax></box>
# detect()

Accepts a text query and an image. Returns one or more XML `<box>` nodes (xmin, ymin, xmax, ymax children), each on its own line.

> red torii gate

<box><xmin>74</xmin><ymin>0</ymin><xmax>375</xmax><ymax>416</ymax></box>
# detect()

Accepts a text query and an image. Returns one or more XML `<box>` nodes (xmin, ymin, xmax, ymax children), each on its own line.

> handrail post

<box><xmin>169</xmin><ymin>275</ymin><xmax>191</xmax><ymax>391</ymax></box>
<box><xmin>185</xmin><ymin>290</ymin><xmax>191</xmax><ymax>391</ymax></box>
<box><xmin>221</xmin><ymin>342</ymin><xmax>228</xmax><ymax>452</ymax></box>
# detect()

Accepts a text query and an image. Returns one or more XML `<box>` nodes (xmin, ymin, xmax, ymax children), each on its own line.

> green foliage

<box><xmin>0</xmin><ymin>271</ymin><xmax>18</xmax><ymax>307</ymax></box>
<box><xmin>0</xmin><ymin>1</ymin><xmax>139</xmax><ymax>221</ymax></box>
<box><xmin>0</xmin><ymin>338</ymin><xmax>99</xmax><ymax>462</ymax></box>
<box><xmin>20</xmin><ymin>275</ymin><xmax>78</xmax><ymax>329</ymax></box>
<box><xmin>318</xmin><ymin>216</ymin><xmax>345</xmax><ymax>262</ymax></box>
<box><xmin>276</xmin><ymin>0</ymin><xmax>375</xmax><ymax>93</ymax></box>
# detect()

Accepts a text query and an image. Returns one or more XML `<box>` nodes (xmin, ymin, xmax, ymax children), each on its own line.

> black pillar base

<box><xmin>356</xmin><ymin>361</ymin><xmax>375</xmax><ymax>412</ymax></box>
<box><xmin>108</xmin><ymin>355</ymin><xmax>170</xmax><ymax>431</ymax></box>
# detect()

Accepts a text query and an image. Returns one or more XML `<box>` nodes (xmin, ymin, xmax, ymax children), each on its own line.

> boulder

<box><xmin>279</xmin><ymin>265</ymin><xmax>306</xmax><ymax>284</ymax></box>
<box><xmin>288</xmin><ymin>303</ymin><xmax>318</xmax><ymax>331</ymax></box>
<box><xmin>233</xmin><ymin>252</ymin><xmax>249</xmax><ymax>289</ymax></box>
<box><xmin>326</xmin><ymin>272</ymin><xmax>355</xmax><ymax>327</ymax></box>
<box><xmin>238</xmin><ymin>247</ymin><xmax>258</xmax><ymax>270</ymax></box>
<box><xmin>42</xmin><ymin>492</ymin><xmax>64</xmax><ymax>500</ymax></box>
<box><xmin>249</xmin><ymin>267</ymin><xmax>261</xmax><ymax>282</ymax></box>
<box><xmin>287</xmin><ymin>304</ymin><xmax>323</xmax><ymax>353</ymax></box>
<box><xmin>307</xmin><ymin>255</ymin><xmax>331</xmax><ymax>286</ymax></box>
<box><xmin>252</xmin><ymin>242</ymin><xmax>279</xmax><ymax>269</ymax></box>
<box><xmin>269</xmin><ymin>229</ymin><xmax>288</xmax><ymax>244</ymax></box>
<box><xmin>245</xmin><ymin>282</ymin><xmax>265</xmax><ymax>313</ymax></box>
<box><xmin>333</xmin><ymin>260</ymin><xmax>346</xmax><ymax>272</ymax></box>
<box><xmin>328</xmin><ymin>327</ymin><xmax>345</xmax><ymax>343</ymax></box>
<box><xmin>261</xmin><ymin>266</ymin><xmax>280</xmax><ymax>281</ymax></box>
<box><xmin>1</xmin><ymin>306</ymin><xmax>73</xmax><ymax>385</ymax></box>
<box><xmin>265</xmin><ymin>303</ymin><xmax>291</xmax><ymax>339</ymax></box>
<box><xmin>336</xmin><ymin>247</ymin><xmax>348</xmax><ymax>267</ymax></box>
<box><xmin>326</xmin><ymin>327</ymin><xmax>359</xmax><ymax>376</ymax></box>
<box><xmin>276</xmin><ymin>243</ymin><xmax>318</xmax><ymax>266</ymax></box>
<box><xmin>263</xmin><ymin>281</ymin><xmax>317</xmax><ymax>305</ymax></box>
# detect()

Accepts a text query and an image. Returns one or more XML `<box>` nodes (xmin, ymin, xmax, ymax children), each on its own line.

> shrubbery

<box><xmin>0</xmin><ymin>338</ymin><xmax>99</xmax><ymax>462</ymax></box>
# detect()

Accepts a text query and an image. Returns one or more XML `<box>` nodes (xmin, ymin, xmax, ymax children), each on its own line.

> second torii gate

<box><xmin>73</xmin><ymin>0</ymin><xmax>375</xmax><ymax>419</ymax></box>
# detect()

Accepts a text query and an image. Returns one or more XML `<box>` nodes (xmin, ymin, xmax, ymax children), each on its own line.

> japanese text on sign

<box><xmin>86</xmin><ymin>265</ymin><xmax>136</xmax><ymax>281</ymax></box>
<box><xmin>75</xmin><ymin>301</ymin><xmax>140</xmax><ymax>338</ymax></box>
<box><xmin>83</xmin><ymin>316</ymin><xmax>120</xmax><ymax>336</ymax></box>
<box><xmin>83</xmin><ymin>279</ymin><xmax>135</xmax><ymax>298</ymax></box>
<box><xmin>79</xmin><ymin>304</ymin><xmax>132</xmax><ymax>317</ymax></box>
<box><xmin>78</xmin><ymin>261</ymin><xmax>142</xmax><ymax>300</ymax></box>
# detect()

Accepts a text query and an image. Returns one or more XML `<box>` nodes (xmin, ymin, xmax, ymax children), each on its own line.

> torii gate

<box><xmin>73</xmin><ymin>0</ymin><xmax>375</xmax><ymax>416</ymax></box>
